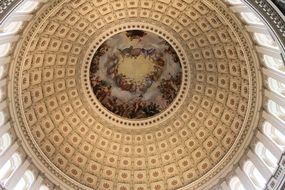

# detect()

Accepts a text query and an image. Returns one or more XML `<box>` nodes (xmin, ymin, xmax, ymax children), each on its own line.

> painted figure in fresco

<box><xmin>142</xmin><ymin>48</ymin><xmax>155</xmax><ymax>58</ymax></box>
<box><xmin>89</xmin><ymin>30</ymin><xmax>182</xmax><ymax>119</ymax></box>
<box><xmin>118</xmin><ymin>46</ymin><xmax>133</xmax><ymax>57</ymax></box>
<box><xmin>126</xmin><ymin>30</ymin><xmax>147</xmax><ymax>41</ymax></box>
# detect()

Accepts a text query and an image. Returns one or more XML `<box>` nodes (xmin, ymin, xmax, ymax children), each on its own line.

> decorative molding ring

<box><xmin>81</xmin><ymin>23</ymin><xmax>190</xmax><ymax>128</ymax></box>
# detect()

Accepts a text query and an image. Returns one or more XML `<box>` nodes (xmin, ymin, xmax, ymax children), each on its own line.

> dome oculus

<box><xmin>89</xmin><ymin>30</ymin><xmax>182</xmax><ymax>119</ymax></box>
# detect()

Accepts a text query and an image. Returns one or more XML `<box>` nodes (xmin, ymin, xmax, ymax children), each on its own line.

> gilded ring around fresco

<box><xmin>89</xmin><ymin>30</ymin><xmax>182</xmax><ymax>119</ymax></box>
<box><xmin>82</xmin><ymin>24</ymin><xmax>190</xmax><ymax>127</ymax></box>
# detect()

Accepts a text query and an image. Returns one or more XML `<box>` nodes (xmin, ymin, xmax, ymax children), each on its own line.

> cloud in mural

<box><xmin>90</xmin><ymin>30</ymin><xmax>182</xmax><ymax>119</ymax></box>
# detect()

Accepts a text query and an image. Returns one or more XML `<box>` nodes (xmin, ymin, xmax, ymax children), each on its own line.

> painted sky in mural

<box><xmin>90</xmin><ymin>30</ymin><xmax>182</xmax><ymax>119</ymax></box>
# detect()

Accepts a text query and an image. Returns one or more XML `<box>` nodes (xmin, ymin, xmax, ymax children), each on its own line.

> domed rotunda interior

<box><xmin>0</xmin><ymin>0</ymin><xmax>285</xmax><ymax>190</ymax></box>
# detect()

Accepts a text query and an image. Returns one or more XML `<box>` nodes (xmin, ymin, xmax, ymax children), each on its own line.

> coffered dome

<box><xmin>7</xmin><ymin>0</ymin><xmax>262</xmax><ymax>189</ymax></box>
<box><xmin>0</xmin><ymin>0</ymin><xmax>285</xmax><ymax>190</ymax></box>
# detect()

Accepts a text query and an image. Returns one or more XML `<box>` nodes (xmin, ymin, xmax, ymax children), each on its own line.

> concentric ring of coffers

<box><xmin>9</xmin><ymin>0</ymin><xmax>261</xmax><ymax>190</ymax></box>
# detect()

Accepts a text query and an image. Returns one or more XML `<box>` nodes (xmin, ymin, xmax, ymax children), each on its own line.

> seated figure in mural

<box><xmin>89</xmin><ymin>30</ymin><xmax>182</xmax><ymax>119</ymax></box>
<box><xmin>126</xmin><ymin>30</ymin><xmax>147</xmax><ymax>41</ymax></box>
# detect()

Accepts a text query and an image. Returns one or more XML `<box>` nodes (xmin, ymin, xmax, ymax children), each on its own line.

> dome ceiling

<box><xmin>9</xmin><ymin>0</ymin><xmax>262</xmax><ymax>189</ymax></box>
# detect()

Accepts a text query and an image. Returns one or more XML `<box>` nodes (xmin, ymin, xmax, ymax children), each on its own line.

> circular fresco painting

<box><xmin>90</xmin><ymin>30</ymin><xmax>182</xmax><ymax>119</ymax></box>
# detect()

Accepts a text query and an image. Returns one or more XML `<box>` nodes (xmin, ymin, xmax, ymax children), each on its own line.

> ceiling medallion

<box><xmin>82</xmin><ymin>24</ymin><xmax>189</xmax><ymax>127</ymax></box>
<box><xmin>89</xmin><ymin>30</ymin><xmax>182</xmax><ymax>119</ymax></box>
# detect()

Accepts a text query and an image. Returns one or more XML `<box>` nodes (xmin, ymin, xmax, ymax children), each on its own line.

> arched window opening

<box><xmin>255</xmin><ymin>142</ymin><xmax>278</xmax><ymax>172</ymax></box>
<box><xmin>0</xmin><ymin>87</ymin><xmax>8</xmax><ymax>102</ymax></box>
<box><xmin>0</xmin><ymin>133</ymin><xmax>11</xmax><ymax>156</ymax></box>
<box><xmin>263</xmin><ymin>55</ymin><xmax>285</xmax><ymax>72</ymax></box>
<box><xmin>267</xmin><ymin>100</ymin><xmax>285</xmax><ymax>122</ymax></box>
<box><xmin>13</xmin><ymin>170</ymin><xmax>35</xmax><ymax>190</ymax></box>
<box><xmin>0</xmin><ymin>153</ymin><xmax>21</xmax><ymax>184</ymax></box>
<box><xmin>0</xmin><ymin>64</ymin><xmax>8</xmax><ymax>80</ymax></box>
<box><xmin>0</xmin><ymin>91</ymin><xmax>3</xmax><ymax>103</ymax></box>
<box><xmin>263</xmin><ymin>121</ymin><xmax>285</xmax><ymax>147</ymax></box>
<box><xmin>243</xmin><ymin>160</ymin><xmax>266</xmax><ymax>189</ymax></box>
<box><xmin>254</xmin><ymin>33</ymin><xmax>279</xmax><ymax>49</ymax></box>
<box><xmin>226</xmin><ymin>0</ymin><xmax>242</xmax><ymax>5</ymax></box>
<box><xmin>0</xmin><ymin>44</ymin><xmax>11</xmax><ymax>57</ymax></box>
<box><xmin>0</xmin><ymin>66</ymin><xmax>4</xmax><ymax>80</ymax></box>
<box><xmin>0</xmin><ymin>22</ymin><xmax>22</xmax><ymax>36</ymax></box>
<box><xmin>16</xmin><ymin>1</ymin><xmax>39</xmax><ymax>14</ymax></box>
<box><xmin>268</xmin><ymin>77</ymin><xmax>285</xmax><ymax>95</ymax></box>
<box><xmin>240</xmin><ymin>12</ymin><xmax>263</xmax><ymax>25</ymax></box>
<box><xmin>0</xmin><ymin>111</ymin><xmax>6</xmax><ymax>127</ymax></box>
<box><xmin>229</xmin><ymin>176</ymin><xmax>246</xmax><ymax>190</ymax></box>
<box><xmin>39</xmin><ymin>185</ymin><xmax>50</xmax><ymax>190</ymax></box>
